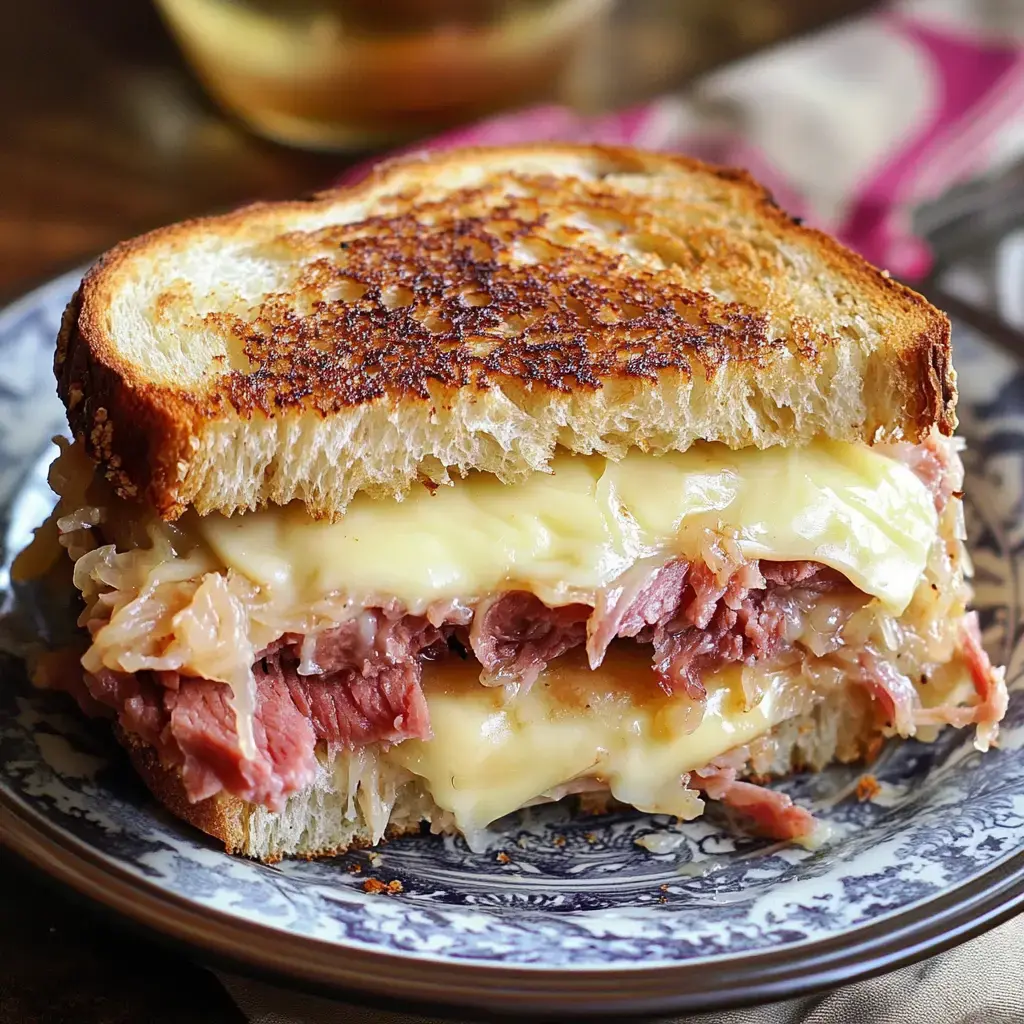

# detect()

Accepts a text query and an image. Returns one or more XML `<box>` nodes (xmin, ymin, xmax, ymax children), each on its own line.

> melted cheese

<box><xmin>196</xmin><ymin>441</ymin><xmax>936</xmax><ymax>614</ymax></box>
<box><xmin>386</xmin><ymin>647</ymin><xmax>801</xmax><ymax>832</ymax></box>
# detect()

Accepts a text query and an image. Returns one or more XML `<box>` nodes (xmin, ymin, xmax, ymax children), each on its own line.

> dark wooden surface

<box><xmin>0</xmin><ymin>0</ymin><xmax>342</xmax><ymax>305</ymax></box>
<box><xmin>1</xmin><ymin>859</ymin><xmax>246</xmax><ymax>1024</ymax></box>
<box><xmin>0</xmin><ymin>1</ymin><xmax>871</xmax><ymax>1020</ymax></box>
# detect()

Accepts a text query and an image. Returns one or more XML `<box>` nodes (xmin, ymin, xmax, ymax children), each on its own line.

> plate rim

<box><xmin>2</xmin><ymin>269</ymin><xmax>1023</xmax><ymax>1017</ymax></box>
<box><xmin>3</xmin><ymin>787</ymin><xmax>1022</xmax><ymax>1018</ymax></box>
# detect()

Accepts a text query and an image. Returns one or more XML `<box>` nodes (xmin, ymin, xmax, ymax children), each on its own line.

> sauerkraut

<box><xmin>20</xmin><ymin>432</ymin><xmax>1004</xmax><ymax>763</ymax></box>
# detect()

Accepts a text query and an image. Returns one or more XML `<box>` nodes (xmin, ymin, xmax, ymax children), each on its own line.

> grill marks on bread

<box><xmin>56</xmin><ymin>145</ymin><xmax>954</xmax><ymax>520</ymax></box>
<box><xmin>206</xmin><ymin>185</ymin><xmax>810</xmax><ymax>415</ymax></box>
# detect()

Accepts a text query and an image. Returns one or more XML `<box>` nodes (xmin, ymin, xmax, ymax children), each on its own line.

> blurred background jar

<box><xmin>0</xmin><ymin>0</ymin><xmax>876</xmax><ymax>298</ymax></box>
<box><xmin>153</xmin><ymin>0</ymin><xmax>610</xmax><ymax>151</ymax></box>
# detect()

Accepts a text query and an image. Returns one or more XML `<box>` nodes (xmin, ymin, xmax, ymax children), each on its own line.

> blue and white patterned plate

<box><xmin>1</xmin><ymin>269</ymin><xmax>1022</xmax><ymax>1018</ymax></box>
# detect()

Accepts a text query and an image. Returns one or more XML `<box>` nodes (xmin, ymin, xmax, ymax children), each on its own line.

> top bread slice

<box><xmin>56</xmin><ymin>144</ymin><xmax>955</xmax><ymax>521</ymax></box>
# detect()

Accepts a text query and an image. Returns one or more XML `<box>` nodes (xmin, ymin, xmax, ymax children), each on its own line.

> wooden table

<box><xmin>2</xmin><ymin>862</ymin><xmax>245</xmax><ymax>1023</ymax></box>
<box><xmin>1</xmin><ymin>1</ymin><xmax>870</xmax><ymax>1020</ymax></box>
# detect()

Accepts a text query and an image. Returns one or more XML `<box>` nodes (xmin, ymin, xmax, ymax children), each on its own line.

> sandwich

<box><xmin>17</xmin><ymin>145</ymin><xmax>1007</xmax><ymax>861</ymax></box>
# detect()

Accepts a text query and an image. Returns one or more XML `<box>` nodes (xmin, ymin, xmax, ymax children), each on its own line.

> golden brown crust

<box><xmin>58</xmin><ymin>144</ymin><xmax>955</xmax><ymax>519</ymax></box>
<box><xmin>116</xmin><ymin>727</ymin><xmax>247</xmax><ymax>853</ymax></box>
<box><xmin>116</xmin><ymin>727</ymin><xmax>424</xmax><ymax>861</ymax></box>
<box><xmin>56</xmin><ymin>282</ymin><xmax>199</xmax><ymax>513</ymax></box>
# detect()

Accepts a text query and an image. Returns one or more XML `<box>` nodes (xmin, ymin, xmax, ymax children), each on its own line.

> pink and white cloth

<box><xmin>340</xmin><ymin>0</ymin><xmax>1024</xmax><ymax>284</ymax></box>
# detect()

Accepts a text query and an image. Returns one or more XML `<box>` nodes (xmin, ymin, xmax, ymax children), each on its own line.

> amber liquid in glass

<box><xmin>156</xmin><ymin>0</ymin><xmax>605</xmax><ymax>150</ymax></box>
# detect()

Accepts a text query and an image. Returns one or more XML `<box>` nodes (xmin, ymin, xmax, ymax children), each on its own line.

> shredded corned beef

<box><xmin>693</xmin><ymin>766</ymin><xmax>818</xmax><ymax>841</ymax></box>
<box><xmin>959</xmin><ymin>613</ymin><xmax>1009</xmax><ymax>744</ymax></box>
<box><xmin>913</xmin><ymin>612</ymin><xmax>1008</xmax><ymax>750</ymax></box>
<box><xmin>584</xmin><ymin>558</ymin><xmax>848</xmax><ymax>700</ymax></box>
<box><xmin>461</xmin><ymin>559</ymin><xmax>851</xmax><ymax>701</ymax></box>
<box><xmin>857</xmin><ymin>649</ymin><xmax>919</xmax><ymax>736</ymax></box>
<box><xmin>57</xmin><ymin>645</ymin><xmax>431</xmax><ymax>810</ymax></box>
<box><xmin>587</xmin><ymin>560</ymin><xmax>692</xmax><ymax>664</ymax></box>
<box><xmin>468</xmin><ymin>593</ymin><xmax>590</xmax><ymax>687</ymax></box>
<box><xmin>294</xmin><ymin>612</ymin><xmax>443</xmax><ymax>676</ymax></box>
<box><xmin>645</xmin><ymin>562</ymin><xmax>846</xmax><ymax>700</ymax></box>
<box><xmin>855</xmin><ymin>616</ymin><xmax>1006</xmax><ymax>750</ymax></box>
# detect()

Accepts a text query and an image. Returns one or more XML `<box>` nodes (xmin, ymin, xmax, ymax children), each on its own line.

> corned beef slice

<box><xmin>167</xmin><ymin>654</ymin><xmax>431</xmax><ymax>809</ymax></box>
<box><xmin>303</xmin><ymin>612</ymin><xmax>442</xmax><ymax>674</ymax></box>
<box><xmin>282</xmin><ymin>660</ymin><xmax>430</xmax><ymax>747</ymax></box>
<box><xmin>70</xmin><ymin>647</ymin><xmax>432</xmax><ymax>811</ymax></box>
<box><xmin>469</xmin><ymin>592</ymin><xmax>590</xmax><ymax>687</ymax></box>
<box><xmin>694</xmin><ymin>766</ymin><xmax>817</xmax><ymax>840</ymax></box>
<box><xmin>168</xmin><ymin>672</ymin><xmax>317</xmax><ymax>808</ymax></box>
<box><xmin>591</xmin><ymin>559</ymin><xmax>847</xmax><ymax>700</ymax></box>
<box><xmin>645</xmin><ymin>561</ymin><xmax>834</xmax><ymax>700</ymax></box>
<box><xmin>66</xmin><ymin>557</ymin><xmax>858</xmax><ymax>811</ymax></box>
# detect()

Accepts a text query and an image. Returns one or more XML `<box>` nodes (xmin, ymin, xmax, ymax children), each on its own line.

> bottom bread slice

<box><xmin>117</xmin><ymin>686</ymin><xmax>882</xmax><ymax>862</ymax></box>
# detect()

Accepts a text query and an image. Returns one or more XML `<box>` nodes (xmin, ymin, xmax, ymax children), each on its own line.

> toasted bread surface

<box><xmin>58</xmin><ymin>145</ymin><xmax>954</xmax><ymax>520</ymax></box>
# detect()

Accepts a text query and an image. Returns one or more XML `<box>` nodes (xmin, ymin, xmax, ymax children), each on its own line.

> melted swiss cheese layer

<box><xmin>387</xmin><ymin>647</ymin><xmax>799</xmax><ymax>832</ymax></box>
<box><xmin>196</xmin><ymin>441</ymin><xmax>937</xmax><ymax>614</ymax></box>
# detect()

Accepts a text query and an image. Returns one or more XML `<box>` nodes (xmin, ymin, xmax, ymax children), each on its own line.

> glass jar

<box><xmin>155</xmin><ymin>0</ymin><xmax>608</xmax><ymax>151</ymax></box>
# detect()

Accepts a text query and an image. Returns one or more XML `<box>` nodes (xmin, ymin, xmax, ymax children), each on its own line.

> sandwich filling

<box><xmin>21</xmin><ymin>432</ymin><xmax>1007</xmax><ymax>843</ymax></box>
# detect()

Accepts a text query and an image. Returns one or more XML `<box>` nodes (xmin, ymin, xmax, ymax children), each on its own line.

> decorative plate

<box><xmin>1</xmin><ymin>269</ymin><xmax>1022</xmax><ymax>1018</ymax></box>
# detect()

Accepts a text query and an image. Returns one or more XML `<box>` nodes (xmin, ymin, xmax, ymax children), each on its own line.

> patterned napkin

<box><xmin>220</xmin><ymin>2</ymin><xmax>1023</xmax><ymax>1021</ymax></box>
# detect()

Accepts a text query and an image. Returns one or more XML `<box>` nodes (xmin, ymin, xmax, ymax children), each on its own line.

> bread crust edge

<box><xmin>57</xmin><ymin>144</ymin><xmax>956</xmax><ymax>521</ymax></box>
<box><xmin>116</xmin><ymin>727</ymin><xmax>248</xmax><ymax>854</ymax></box>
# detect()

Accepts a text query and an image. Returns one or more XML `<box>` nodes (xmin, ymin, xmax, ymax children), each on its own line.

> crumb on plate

<box><xmin>363</xmin><ymin>878</ymin><xmax>404</xmax><ymax>895</ymax></box>
<box><xmin>856</xmin><ymin>774</ymin><xmax>881</xmax><ymax>802</ymax></box>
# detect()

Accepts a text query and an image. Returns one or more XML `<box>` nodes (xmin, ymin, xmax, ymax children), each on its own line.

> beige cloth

<box><xmin>218</xmin><ymin>913</ymin><xmax>1023</xmax><ymax>1024</ymax></box>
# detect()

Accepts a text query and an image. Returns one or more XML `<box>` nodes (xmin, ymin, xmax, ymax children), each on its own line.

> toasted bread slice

<box><xmin>57</xmin><ymin>145</ymin><xmax>954</xmax><ymax>521</ymax></box>
<box><xmin>118</xmin><ymin>687</ymin><xmax>879</xmax><ymax>861</ymax></box>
